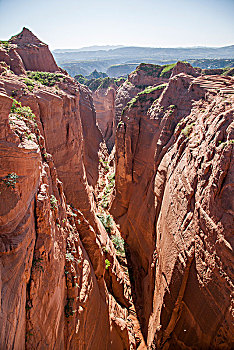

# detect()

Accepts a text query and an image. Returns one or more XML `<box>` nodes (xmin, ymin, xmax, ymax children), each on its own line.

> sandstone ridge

<box><xmin>112</xmin><ymin>66</ymin><xmax>234</xmax><ymax>348</ymax></box>
<box><xmin>0</xmin><ymin>29</ymin><xmax>136</xmax><ymax>349</ymax></box>
<box><xmin>0</xmin><ymin>29</ymin><xmax>233</xmax><ymax>350</ymax></box>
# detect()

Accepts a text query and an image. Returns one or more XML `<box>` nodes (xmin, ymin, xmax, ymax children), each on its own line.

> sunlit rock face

<box><xmin>10</xmin><ymin>27</ymin><xmax>59</xmax><ymax>72</ymax></box>
<box><xmin>0</xmin><ymin>30</ymin><xmax>135</xmax><ymax>350</ymax></box>
<box><xmin>0</xmin><ymin>28</ymin><xmax>233</xmax><ymax>350</ymax></box>
<box><xmin>112</xmin><ymin>67</ymin><xmax>234</xmax><ymax>349</ymax></box>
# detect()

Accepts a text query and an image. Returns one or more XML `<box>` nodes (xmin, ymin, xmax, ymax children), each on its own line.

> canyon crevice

<box><xmin>0</xmin><ymin>28</ymin><xmax>233</xmax><ymax>349</ymax></box>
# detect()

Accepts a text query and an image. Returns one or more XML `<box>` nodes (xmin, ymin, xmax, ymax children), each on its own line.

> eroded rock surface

<box><xmin>10</xmin><ymin>27</ymin><xmax>59</xmax><ymax>72</ymax></box>
<box><xmin>111</xmin><ymin>67</ymin><xmax>234</xmax><ymax>348</ymax></box>
<box><xmin>93</xmin><ymin>87</ymin><xmax>116</xmax><ymax>151</ymax></box>
<box><xmin>115</xmin><ymin>63</ymin><xmax>173</xmax><ymax>127</ymax></box>
<box><xmin>0</xmin><ymin>30</ymin><xmax>135</xmax><ymax>350</ymax></box>
<box><xmin>0</xmin><ymin>30</ymin><xmax>233</xmax><ymax>350</ymax></box>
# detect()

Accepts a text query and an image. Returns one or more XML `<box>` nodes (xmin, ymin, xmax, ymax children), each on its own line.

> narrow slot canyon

<box><xmin>0</xmin><ymin>28</ymin><xmax>233</xmax><ymax>350</ymax></box>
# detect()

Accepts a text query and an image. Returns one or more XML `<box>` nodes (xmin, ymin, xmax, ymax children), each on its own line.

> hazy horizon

<box><xmin>0</xmin><ymin>0</ymin><xmax>234</xmax><ymax>50</ymax></box>
<box><xmin>52</xmin><ymin>44</ymin><xmax>234</xmax><ymax>52</ymax></box>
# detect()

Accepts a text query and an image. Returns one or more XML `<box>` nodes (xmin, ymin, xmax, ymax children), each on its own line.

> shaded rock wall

<box><xmin>0</xmin><ymin>32</ymin><xmax>135</xmax><ymax>350</ymax></box>
<box><xmin>92</xmin><ymin>87</ymin><xmax>116</xmax><ymax>151</ymax></box>
<box><xmin>112</xmin><ymin>68</ymin><xmax>234</xmax><ymax>348</ymax></box>
<box><xmin>115</xmin><ymin>63</ymin><xmax>171</xmax><ymax>127</ymax></box>
<box><xmin>1</xmin><ymin>29</ymin><xmax>233</xmax><ymax>350</ymax></box>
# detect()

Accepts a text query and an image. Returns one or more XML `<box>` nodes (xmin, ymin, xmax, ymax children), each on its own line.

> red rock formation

<box><xmin>115</xmin><ymin>63</ymin><xmax>170</xmax><ymax>127</ymax></box>
<box><xmin>10</xmin><ymin>27</ymin><xmax>59</xmax><ymax>72</ymax></box>
<box><xmin>1</xmin><ymin>29</ymin><xmax>233</xmax><ymax>350</ymax></box>
<box><xmin>170</xmin><ymin>61</ymin><xmax>200</xmax><ymax>77</ymax></box>
<box><xmin>92</xmin><ymin>87</ymin><xmax>116</xmax><ymax>150</ymax></box>
<box><xmin>91</xmin><ymin>64</ymin><xmax>171</xmax><ymax>153</ymax></box>
<box><xmin>128</xmin><ymin>63</ymin><xmax>169</xmax><ymax>86</ymax></box>
<box><xmin>79</xmin><ymin>84</ymin><xmax>103</xmax><ymax>187</ymax></box>
<box><xmin>112</xmin><ymin>69</ymin><xmax>234</xmax><ymax>348</ymax></box>
<box><xmin>0</xmin><ymin>46</ymin><xmax>26</xmax><ymax>75</ymax></box>
<box><xmin>0</xmin><ymin>30</ymin><xmax>135</xmax><ymax>349</ymax></box>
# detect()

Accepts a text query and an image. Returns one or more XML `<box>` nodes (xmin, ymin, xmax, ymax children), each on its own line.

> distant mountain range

<box><xmin>53</xmin><ymin>45</ymin><xmax>234</xmax><ymax>63</ymax></box>
<box><xmin>52</xmin><ymin>45</ymin><xmax>234</xmax><ymax>77</ymax></box>
<box><xmin>53</xmin><ymin>45</ymin><xmax>124</xmax><ymax>53</ymax></box>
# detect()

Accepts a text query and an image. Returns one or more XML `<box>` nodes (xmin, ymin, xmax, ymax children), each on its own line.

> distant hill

<box><xmin>53</xmin><ymin>45</ymin><xmax>234</xmax><ymax>63</ymax></box>
<box><xmin>106</xmin><ymin>63</ymin><xmax>138</xmax><ymax>77</ymax></box>
<box><xmin>53</xmin><ymin>45</ymin><xmax>124</xmax><ymax>53</ymax></box>
<box><xmin>53</xmin><ymin>45</ymin><xmax>234</xmax><ymax>77</ymax></box>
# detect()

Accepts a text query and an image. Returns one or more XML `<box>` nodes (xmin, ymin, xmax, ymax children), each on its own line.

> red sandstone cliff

<box><xmin>111</xmin><ymin>66</ymin><xmax>234</xmax><ymax>348</ymax></box>
<box><xmin>1</xmin><ymin>28</ymin><xmax>233</xmax><ymax>350</ymax></box>
<box><xmin>92</xmin><ymin>87</ymin><xmax>116</xmax><ymax>151</ymax></box>
<box><xmin>0</xmin><ymin>30</ymin><xmax>135</xmax><ymax>349</ymax></box>
<box><xmin>115</xmin><ymin>62</ymin><xmax>181</xmax><ymax>127</ymax></box>
<box><xmin>10</xmin><ymin>27</ymin><xmax>59</xmax><ymax>72</ymax></box>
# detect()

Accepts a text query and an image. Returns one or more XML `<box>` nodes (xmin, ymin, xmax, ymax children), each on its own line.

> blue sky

<box><xmin>0</xmin><ymin>0</ymin><xmax>233</xmax><ymax>49</ymax></box>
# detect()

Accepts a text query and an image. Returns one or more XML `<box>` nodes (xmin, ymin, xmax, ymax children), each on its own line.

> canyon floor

<box><xmin>0</xmin><ymin>28</ymin><xmax>233</xmax><ymax>350</ymax></box>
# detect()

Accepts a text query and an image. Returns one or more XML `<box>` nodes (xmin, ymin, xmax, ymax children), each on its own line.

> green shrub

<box><xmin>108</xmin><ymin>172</ymin><xmax>115</xmax><ymax>181</ymax></box>
<box><xmin>65</xmin><ymin>253</ymin><xmax>75</xmax><ymax>262</ymax></box>
<box><xmin>181</xmin><ymin>123</ymin><xmax>195</xmax><ymax>137</ymax></box>
<box><xmin>160</xmin><ymin>63</ymin><xmax>176</xmax><ymax>77</ymax></box>
<box><xmin>138</xmin><ymin>84</ymin><xmax>167</xmax><ymax>95</ymax></box>
<box><xmin>26</xmin><ymin>71</ymin><xmax>64</xmax><ymax>87</ymax></box>
<box><xmin>118</xmin><ymin>120</ymin><xmax>125</xmax><ymax>127</ymax></box>
<box><xmin>102</xmin><ymin>246</ymin><xmax>109</xmax><ymax>253</ymax></box>
<box><xmin>24</xmin><ymin>78</ymin><xmax>35</xmax><ymax>91</ymax></box>
<box><xmin>127</xmin><ymin>84</ymin><xmax>167</xmax><ymax>110</ymax></box>
<box><xmin>104</xmin><ymin>181</ymin><xmax>114</xmax><ymax>195</ymax></box>
<box><xmin>114</xmin><ymin>77</ymin><xmax>126</xmax><ymax>85</ymax></box>
<box><xmin>74</xmin><ymin>74</ymin><xmax>88</xmax><ymax>85</ymax></box>
<box><xmin>154</xmin><ymin>83</ymin><xmax>168</xmax><ymax>90</ymax></box>
<box><xmin>111</xmin><ymin>235</ymin><xmax>125</xmax><ymax>256</ymax></box>
<box><xmin>0</xmin><ymin>40</ymin><xmax>10</xmax><ymax>51</ymax></box>
<box><xmin>97</xmin><ymin>214</ymin><xmax>113</xmax><ymax>233</ymax></box>
<box><xmin>50</xmin><ymin>195</ymin><xmax>57</xmax><ymax>210</ymax></box>
<box><xmin>32</xmin><ymin>257</ymin><xmax>44</xmax><ymax>271</ymax></box>
<box><xmin>127</xmin><ymin>96</ymin><xmax>138</xmax><ymax>109</ymax></box>
<box><xmin>99</xmin><ymin>77</ymin><xmax>112</xmax><ymax>89</ymax></box>
<box><xmin>1</xmin><ymin>173</ymin><xmax>19</xmax><ymax>188</ymax></box>
<box><xmin>99</xmin><ymin>158</ymin><xmax>110</xmax><ymax>171</ymax></box>
<box><xmin>85</xmin><ymin>76</ymin><xmax>116</xmax><ymax>91</ymax></box>
<box><xmin>10</xmin><ymin>99</ymin><xmax>36</xmax><ymax>120</ymax></box>
<box><xmin>168</xmin><ymin>104</ymin><xmax>176</xmax><ymax>115</ymax></box>
<box><xmin>105</xmin><ymin>259</ymin><xmax>111</xmax><ymax>270</ymax></box>
<box><xmin>101</xmin><ymin>201</ymin><xmax>109</xmax><ymax>209</ymax></box>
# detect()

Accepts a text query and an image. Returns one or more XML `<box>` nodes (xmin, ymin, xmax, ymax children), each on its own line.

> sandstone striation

<box><xmin>115</xmin><ymin>63</ymin><xmax>174</xmax><ymax>127</ymax></box>
<box><xmin>74</xmin><ymin>74</ymin><xmax>120</xmax><ymax>151</ymax></box>
<box><xmin>93</xmin><ymin>87</ymin><xmax>116</xmax><ymax>150</ymax></box>
<box><xmin>111</xmin><ymin>65</ymin><xmax>234</xmax><ymax>348</ymax></box>
<box><xmin>0</xmin><ymin>29</ymin><xmax>233</xmax><ymax>350</ymax></box>
<box><xmin>11</xmin><ymin>27</ymin><xmax>59</xmax><ymax>72</ymax></box>
<box><xmin>0</xmin><ymin>30</ymin><xmax>135</xmax><ymax>349</ymax></box>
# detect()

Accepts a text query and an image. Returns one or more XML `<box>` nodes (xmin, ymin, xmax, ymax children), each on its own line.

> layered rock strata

<box><xmin>10</xmin><ymin>27</ymin><xmax>59</xmax><ymax>72</ymax></box>
<box><xmin>111</xmin><ymin>68</ymin><xmax>234</xmax><ymax>349</ymax></box>
<box><xmin>0</xmin><ymin>29</ymin><xmax>135</xmax><ymax>349</ymax></box>
<box><xmin>115</xmin><ymin>62</ymin><xmax>185</xmax><ymax>127</ymax></box>
<box><xmin>1</xmin><ymin>28</ymin><xmax>233</xmax><ymax>350</ymax></box>
<box><xmin>92</xmin><ymin>87</ymin><xmax>116</xmax><ymax>151</ymax></box>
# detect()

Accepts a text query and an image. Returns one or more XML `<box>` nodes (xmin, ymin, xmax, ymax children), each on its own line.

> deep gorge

<box><xmin>0</xmin><ymin>28</ymin><xmax>233</xmax><ymax>350</ymax></box>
